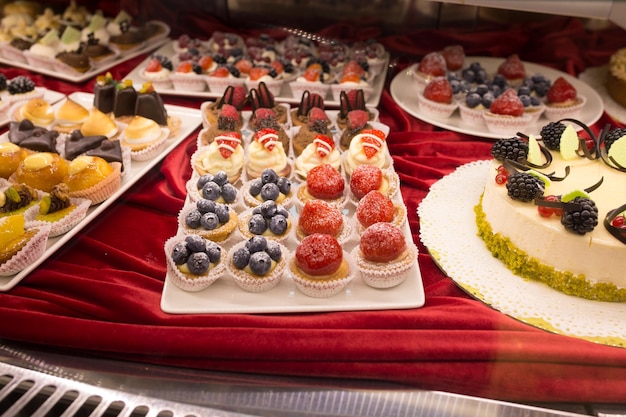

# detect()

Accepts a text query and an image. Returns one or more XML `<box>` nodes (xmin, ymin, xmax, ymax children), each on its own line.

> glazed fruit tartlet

<box><xmin>178</xmin><ymin>198</ymin><xmax>238</xmax><ymax>243</ymax></box>
<box><xmin>63</xmin><ymin>155</ymin><xmax>122</xmax><ymax>204</ymax></box>
<box><xmin>482</xmin><ymin>89</ymin><xmax>532</xmax><ymax>135</ymax></box>
<box><xmin>543</xmin><ymin>76</ymin><xmax>586</xmax><ymax>122</ymax></box>
<box><xmin>296</xmin><ymin>163</ymin><xmax>347</xmax><ymax>209</ymax></box>
<box><xmin>242</xmin><ymin>168</ymin><xmax>293</xmax><ymax>209</ymax></box>
<box><xmin>229</xmin><ymin>236</ymin><xmax>288</xmax><ymax>293</ymax></box>
<box><xmin>238</xmin><ymin>200</ymin><xmax>293</xmax><ymax>243</ymax></box>
<box><xmin>289</xmin><ymin>233</ymin><xmax>353</xmax><ymax>298</ymax></box>
<box><xmin>355</xmin><ymin>190</ymin><xmax>407</xmax><ymax>233</ymax></box>
<box><xmin>296</xmin><ymin>199</ymin><xmax>351</xmax><ymax>244</ymax></box>
<box><xmin>349</xmin><ymin>164</ymin><xmax>399</xmax><ymax>202</ymax></box>
<box><xmin>0</xmin><ymin>213</ymin><xmax>52</xmax><ymax>277</ymax></box>
<box><xmin>417</xmin><ymin>77</ymin><xmax>458</xmax><ymax>120</ymax></box>
<box><xmin>186</xmin><ymin>171</ymin><xmax>239</xmax><ymax>205</ymax></box>
<box><xmin>165</xmin><ymin>234</ymin><xmax>226</xmax><ymax>292</ymax></box>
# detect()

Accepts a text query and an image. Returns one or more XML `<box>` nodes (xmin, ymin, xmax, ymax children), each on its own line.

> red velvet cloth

<box><xmin>1</xmin><ymin>13</ymin><xmax>626</xmax><ymax>403</ymax></box>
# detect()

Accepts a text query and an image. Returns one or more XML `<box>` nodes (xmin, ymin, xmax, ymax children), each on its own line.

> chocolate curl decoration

<box><xmin>338</xmin><ymin>89</ymin><xmax>367</xmax><ymax>120</ymax></box>
<box><xmin>516</xmin><ymin>131</ymin><xmax>553</xmax><ymax>169</ymax></box>
<box><xmin>558</xmin><ymin>118</ymin><xmax>599</xmax><ymax>160</ymax></box>
<box><xmin>258</xmin><ymin>81</ymin><xmax>275</xmax><ymax>108</ymax></box>
<box><xmin>604</xmin><ymin>204</ymin><xmax>626</xmax><ymax>244</ymax></box>
<box><xmin>503</xmin><ymin>159</ymin><xmax>570</xmax><ymax>182</ymax></box>
<box><xmin>597</xmin><ymin>123</ymin><xmax>626</xmax><ymax>172</ymax></box>
<box><xmin>297</xmin><ymin>90</ymin><xmax>311</xmax><ymax>117</ymax></box>
<box><xmin>534</xmin><ymin>177</ymin><xmax>603</xmax><ymax>213</ymax></box>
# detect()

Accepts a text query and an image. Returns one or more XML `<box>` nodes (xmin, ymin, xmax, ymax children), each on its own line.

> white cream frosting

<box><xmin>194</xmin><ymin>135</ymin><xmax>244</xmax><ymax>179</ymax></box>
<box><xmin>295</xmin><ymin>138</ymin><xmax>341</xmax><ymax>178</ymax></box>
<box><xmin>248</xmin><ymin>132</ymin><xmax>288</xmax><ymax>174</ymax></box>
<box><xmin>343</xmin><ymin>131</ymin><xmax>389</xmax><ymax>175</ymax></box>
<box><xmin>122</xmin><ymin>117</ymin><xmax>162</xmax><ymax>145</ymax></box>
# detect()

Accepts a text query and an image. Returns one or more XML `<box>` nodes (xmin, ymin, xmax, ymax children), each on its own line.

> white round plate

<box><xmin>390</xmin><ymin>56</ymin><xmax>604</xmax><ymax>139</ymax></box>
<box><xmin>418</xmin><ymin>160</ymin><xmax>626</xmax><ymax>347</ymax></box>
<box><xmin>579</xmin><ymin>65</ymin><xmax>626</xmax><ymax>124</ymax></box>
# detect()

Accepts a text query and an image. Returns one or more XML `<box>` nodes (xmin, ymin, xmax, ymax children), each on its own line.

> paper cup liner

<box><xmin>348</xmin><ymin>168</ymin><xmax>400</xmax><ymax>206</ymax></box>
<box><xmin>482</xmin><ymin>111</ymin><xmax>533</xmax><ymax>135</ymax></box>
<box><xmin>289</xmin><ymin>252</ymin><xmax>354</xmax><ymax>298</ymax></box>
<box><xmin>352</xmin><ymin>244</ymin><xmax>417</xmax><ymax>289</ymax></box>
<box><xmin>23</xmin><ymin>197</ymin><xmax>91</xmax><ymax>237</ymax></box>
<box><xmin>1</xmin><ymin>44</ymin><xmax>27</xmax><ymax>64</ymax></box>
<box><xmin>164</xmin><ymin>236</ymin><xmax>226</xmax><ymax>292</ymax></box>
<box><xmin>237</xmin><ymin>207</ymin><xmax>293</xmax><ymax>244</ymax></box>
<box><xmin>123</xmin><ymin>127</ymin><xmax>170</xmax><ymax>162</ymax></box>
<box><xmin>459</xmin><ymin>103</ymin><xmax>487</xmax><ymax>127</ymax></box>
<box><xmin>0</xmin><ymin>223</ymin><xmax>51</xmax><ymax>276</ymax></box>
<box><xmin>7</xmin><ymin>87</ymin><xmax>46</xmax><ymax>106</ymax></box>
<box><xmin>139</xmin><ymin>68</ymin><xmax>173</xmax><ymax>90</ymax></box>
<box><xmin>227</xmin><ymin>240</ymin><xmax>288</xmax><ymax>293</ymax></box>
<box><xmin>330</xmin><ymin>83</ymin><xmax>373</xmax><ymax>102</ymax></box>
<box><xmin>354</xmin><ymin>203</ymin><xmax>408</xmax><ymax>235</ymax></box>
<box><xmin>543</xmin><ymin>96</ymin><xmax>587</xmax><ymax>122</ymax></box>
<box><xmin>68</xmin><ymin>163</ymin><xmax>122</xmax><ymax>205</ymax></box>
<box><xmin>525</xmin><ymin>103</ymin><xmax>546</xmax><ymax>124</ymax></box>
<box><xmin>294</xmin><ymin>182</ymin><xmax>348</xmax><ymax>212</ymax></box>
<box><xmin>185</xmin><ymin>176</ymin><xmax>241</xmax><ymax>207</ymax></box>
<box><xmin>170</xmin><ymin>73</ymin><xmax>208</xmax><ymax>92</ymax></box>
<box><xmin>245</xmin><ymin>78</ymin><xmax>284</xmax><ymax>97</ymax></box>
<box><xmin>241</xmin><ymin>179</ymin><xmax>294</xmax><ymax>209</ymax></box>
<box><xmin>289</xmin><ymin>80</ymin><xmax>331</xmax><ymax>101</ymax></box>
<box><xmin>295</xmin><ymin>221</ymin><xmax>353</xmax><ymax>246</ymax></box>
<box><xmin>23</xmin><ymin>51</ymin><xmax>57</xmax><ymax>70</ymax></box>
<box><xmin>417</xmin><ymin>92</ymin><xmax>458</xmax><ymax>120</ymax></box>
<box><xmin>177</xmin><ymin>203</ymin><xmax>239</xmax><ymax>243</ymax></box>
<box><xmin>206</xmin><ymin>76</ymin><xmax>246</xmax><ymax>95</ymax></box>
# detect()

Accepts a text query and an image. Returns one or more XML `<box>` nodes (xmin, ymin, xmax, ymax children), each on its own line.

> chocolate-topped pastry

<box><xmin>135</xmin><ymin>83</ymin><xmax>168</xmax><ymax>126</ymax></box>
<box><xmin>9</xmin><ymin>120</ymin><xmax>37</xmax><ymax>144</ymax></box>
<box><xmin>8</xmin><ymin>120</ymin><xmax>59</xmax><ymax>153</ymax></box>
<box><xmin>64</xmin><ymin>130</ymin><xmax>108</xmax><ymax>160</ymax></box>
<box><xmin>55</xmin><ymin>50</ymin><xmax>91</xmax><ymax>73</ymax></box>
<box><xmin>113</xmin><ymin>80</ymin><xmax>137</xmax><ymax>118</ymax></box>
<box><xmin>93</xmin><ymin>72</ymin><xmax>117</xmax><ymax>114</ymax></box>
<box><xmin>86</xmin><ymin>139</ymin><xmax>123</xmax><ymax>166</ymax></box>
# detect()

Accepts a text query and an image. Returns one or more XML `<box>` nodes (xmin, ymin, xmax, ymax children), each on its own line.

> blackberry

<box><xmin>505</xmin><ymin>172</ymin><xmax>544</xmax><ymax>202</ymax></box>
<box><xmin>540</xmin><ymin>121</ymin><xmax>566</xmax><ymax>150</ymax></box>
<box><xmin>603</xmin><ymin>127</ymin><xmax>626</xmax><ymax>152</ymax></box>
<box><xmin>152</xmin><ymin>54</ymin><xmax>173</xmax><ymax>71</ymax></box>
<box><xmin>0</xmin><ymin>74</ymin><xmax>6</xmax><ymax>91</ymax></box>
<box><xmin>226</xmin><ymin>65</ymin><xmax>240</xmax><ymax>78</ymax></box>
<box><xmin>191</xmin><ymin>62</ymin><xmax>202</xmax><ymax>74</ymax></box>
<box><xmin>7</xmin><ymin>76</ymin><xmax>35</xmax><ymax>95</ymax></box>
<box><xmin>561</xmin><ymin>196</ymin><xmax>598</xmax><ymax>235</ymax></box>
<box><xmin>491</xmin><ymin>137</ymin><xmax>528</xmax><ymax>162</ymax></box>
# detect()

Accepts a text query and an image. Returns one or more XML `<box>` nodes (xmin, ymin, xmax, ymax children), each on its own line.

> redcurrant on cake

<box><xmin>544</xmin><ymin>76</ymin><xmax>586</xmax><ymax>121</ymax></box>
<box><xmin>417</xmin><ymin>77</ymin><xmax>458</xmax><ymax>120</ymax></box>
<box><xmin>476</xmin><ymin>120</ymin><xmax>626</xmax><ymax>301</ymax></box>
<box><xmin>289</xmin><ymin>233</ymin><xmax>353</xmax><ymax>298</ymax></box>
<box><xmin>229</xmin><ymin>236</ymin><xmax>288</xmax><ymax>293</ymax></box>
<box><xmin>296</xmin><ymin>164</ymin><xmax>347</xmax><ymax>208</ymax></box>
<box><xmin>353</xmin><ymin>222</ymin><xmax>416</xmax><ymax>288</ymax></box>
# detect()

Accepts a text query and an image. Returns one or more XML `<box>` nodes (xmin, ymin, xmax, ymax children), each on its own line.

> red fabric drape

<box><xmin>1</xmin><ymin>9</ymin><xmax>626</xmax><ymax>403</ymax></box>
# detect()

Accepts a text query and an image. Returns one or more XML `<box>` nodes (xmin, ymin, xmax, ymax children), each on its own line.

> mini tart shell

<box><xmin>164</xmin><ymin>236</ymin><xmax>226</xmax><ymax>292</ymax></box>
<box><xmin>24</xmin><ymin>197</ymin><xmax>91</xmax><ymax>237</ymax></box>
<box><xmin>295</xmin><ymin>182</ymin><xmax>348</xmax><ymax>211</ymax></box>
<box><xmin>120</xmin><ymin>126</ymin><xmax>170</xmax><ymax>161</ymax></box>
<box><xmin>289</xmin><ymin>252</ymin><xmax>353</xmax><ymax>298</ymax></box>
<box><xmin>237</xmin><ymin>207</ymin><xmax>293</xmax><ymax>244</ymax></box>
<box><xmin>177</xmin><ymin>204</ymin><xmax>238</xmax><ymax>243</ymax></box>
<box><xmin>184</xmin><ymin>176</ymin><xmax>241</xmax><ymax>206</ymax></box>
<box><xmin>241</xmin><ymin>179</ymin><xmax>293</xmax><ymax>209</ymax></box>
<box><xmin>352</xmin><ymin>244</ymin><xmax>417</xmax><ymax>288</ymax></box>
<box><xmin>227</xmin><ymin>240</ymin><xmax>288</xmax><ymax>293</ymax></box>
<box><xmin>354</xmin><ymin>203</ymin><xmax>408</xmax><ymax>234</ymax></box>
<box><xmin>543</xmin><ymin>95</ymin><xmax>587</xmax><ymax>122</ymax></box>
<box><xmin>348</xmin><ymin>167</ymin><xmax>400</xmax><ymax>204</ymax></box>
<box><xmin>67</xmin><ymin>162</ymin><xmax>122</xmax><ymax>205</ymax></box>
<box><xmin>0</xmin><ymin>223</ymin><xmax>51</xmax><ymax>276</ymax></box>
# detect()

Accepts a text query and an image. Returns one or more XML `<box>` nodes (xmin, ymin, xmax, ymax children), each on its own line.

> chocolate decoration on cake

<box><xmin>135</xmin><ymin>89</ymin><xmax>168</xmax><ymax>126</ymax></box>
<box><xmin>64</xmin><ymin>130</ymin><xmax>108</xmax><ymax>160</ymax></box>
<box><xmin>94</xmin><ymin>73</ymin><xmax>116</xmax><ymax>114</ymax></box>
<box><xmin>113</xmin><ymin>82</ymin><xmax>137</xmax><ymax>118</ymax></box>
<box><xmin>85</xmin><ymin>139</ymin><xmax>123</xmax><ymax>167</ymax></box>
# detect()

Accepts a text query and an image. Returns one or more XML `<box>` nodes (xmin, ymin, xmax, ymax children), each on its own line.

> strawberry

<box><xmin>257</xmin><ymin>81</ymin><xmax>275</xmax><ymax>108</ymax></box>
<box><xmin>295</xmin><ymin>233</ymin><xmax>343</xmax><ymax>276</ymax></box>
<box><xmin>269</xmin><ymin>60</ymin><xmax>284</xmax><ymax>75</ymax></box>
<box><xmin>215</xmin><ymin>132</ymin><xmax>242</xmax><ymax>158</ymax></box>
<box><xmin>417</xmin><ymin>52</ymin><xmax>446</xmax><ymax>77</ymax></box>
<box><xmin>220</xmin><ymin>85</ymin><xmax>247</xmax><ymax>110</ymax></box>
<box><xmin>303</xmin><ymin>63</ymin><xmax>323</xmax><ymax>82</ymax></box>
<box><xmin>217</xmin><ymin>104</ymin><xmax>240</xmax><ymax>130</ymax></box>
<box><xmin>176</xmin><ymin>61</ymin><xmax>194</xmax><ymax>73</ymax></box>
<box><xmin>252</xmin><ymin>108</ymin><xmax>278</xmax><ymax>130</ymax></box>
<box><xmin>350</xmin><ymin>165</ymin><xmax>383</xmax><ymax>199</ymax></box>
<box><xmin>210</xmin><ymin>66</ymin><xmax>229</xmax><ymax>78</ymax></box>
<box><xmin>313</xmin><ymin>134</ymin><xmax>335</xmax><ymax>158</ymax></box>
<box><xmin>343</xmin><ymin>60</ymin><xmax>366</xmax><ymax>77</ymax></box>
<box><xmin>248</xmin><ymin>66</ymin><xmax>269</xmax><ymax>81</ymax></box>
<box><xmin>198</xmin><ymin>55</ymin><xmax>214</xmax><ymax>71</ymax></box>
<box><xmin>423</xmin><ymin>77</ymin><xmax>453</xmax><ymax>104</ymax></box>
<box><xmin>306</xmin><ymin>164</ymin><xmax>344</xmax><ymax>199</ymax></box>
<box><xmin>356</xmin><ymin>190</ymin><xmax>394</xmax><ymax>228</ymax></box>
<box><xmin>234</xmin><ymin>57</ymin><xmax>253</xmax><ymax>74</ymax></box>
<box><xmin>307</xmin><ymin>107</ymin><xmax>329</xmax><ymax>132</ymax></box>
<box><xmin>145</xmin><ymin>58</ymin><xmax>162</xmax><ymax>73</ymax></box>
<box><xmin>298</xmin><ymin>200</ymin><xmax>343</xmax><ymax>237</ymax></box>
<box><xmin>254</xmin><ymin>127</ymin><xmax>278</xmax><ymax>151</ymax></box>
<box><xmin>359</xmin><ymin>222</ymin><xmax>407</xmax><ymax>263</ymax></box>
<box><xmin>346</xmin><ymin>89</ymin><xmax>365</xmax><ymax>111</ymax></box>
<box><xmin>489</xmin><ymin>89</ymin><xmax>524</xmax><ymax>117</ymax></box>
<box><xmin>358</xmin><ymin>129</ymin><xmax>386</xmax><ymax>159</ymax></box>
<box><xmin>339</xmin><ymin>73</ymin><xmax>361</xmax><ymax>84</ymax></box>
<box><xmin>346</xmin><ymin>109</ymin><xmax>369</xmax><ymax>130</ymax></box>
<box><xmin>497</xmin><ymin>54</ymin><xmax>526</xmax><ymax>80</ymax></box>
<box><xmin>440</xmin><ymin>45</ymin><xmax>465</xmax><ymax>71</ymax></box>
<box><xmin>547</xmin><ymin>76</ymin><xmax>577</xmax><ymax>103</ymax></box>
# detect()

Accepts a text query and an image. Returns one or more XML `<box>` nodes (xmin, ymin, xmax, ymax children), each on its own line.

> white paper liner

<box><xmin>138</xmin><ymin>68</ymin><xmax>173</xmax><ymax>90</ymax></box>
<box><xmin>525</xmin><ymin>102</ymin><xmax>546</xmax><ymax>124</ymax></box>
<box><xmin>458</xmin><ymin>103</ymin><xmax>487</xmax><ymax>127</ymax></box>
<box><xmin>6</xmin><ymin>87</ymin><xmax>46</xmax><ymax>106</ymax></box>
<box><xmin>164</xmin><ymin>236</ymin><xmax>226</xmax><ymax>292</ymax></box>
<box><xmin>0</xmin><ymin>44</ymin><xmax>27</xmax><ymax>64</ymax></box>
<box><xmin>206</xmin><ymin>76</ymin><xmax>246</xmax><ymax>96</ymax></box>
<box><xmin>121</xmin><ymin>127</ymin><xmax>170</xmax><ymax>162</ymax></box>
<box><xmin>0</xmin><ymin>223</ymin><xmax>51</xmax><ymax>277</ymax></box>
<box><xmin>245</xmin><ymin>78</ymin><xmax>284</xmax><ymax>98</ymax></box>
<box><xmin>289</xmin><ymin>80</ymin><xmax>332</xmax><ymax>101</ymax></box>
<box><xmin>240</xmin><ymin>178</ymin><xmax>294</xmax><ymax>209</ymax></box>
<box><xmin>347</xmin><ymin>167</ymin><xmax>400</xmax><ymax>205</ymax></box>
<box><xmin>288</xmin><ymin>251</ymin><xmax>354</xmax><ymax>298</ymax></box>
<box><xmin>543</xmin><ymin>95</ymin><xmax>587</xmax><ymax>122</ymax></box>
<box><xmin>295</xmin><ymin>217</ymin><xmax>353</xmax><ymax>246</ymax></box>
<box><xmin>177</xmin><ymin>203</ymin><xmax>239</xmax><ymax>243</ymax></box>
<box><xmin>482</xmin><ymin>111</ymin><xmax>533</xmax><ymax>135</ymax></box>
<box><xmin>330</xmin><ymin>83</ymin><xmax>374</xmax><ymax>102</ymax></box>
<box><xmin>352</xmin><ymin>244</ymin><xmax>417</xmax><ymax>289</ymax></box>
<box><xmin>23</xmin><ymin>197</ymin><xmax>91</xmax><ymax>237</ymax></box>
<box><xmin>23</xmin><ymin>51</ymin><xmax>57</xmax><ymax>70</ymax></box>
<box><xmin>68</xmin><ymin>163</ymin><xmax>122</xmax><ymax>205</ymax></box>
<box><xmin>417</xmin><ymin>92</ymin><xmax>459</xmax><ymax>120</ymax></box>
<box><xmin>237</xmin><ymin>207</ymin><xmax>294</xmax><ymax>244</ymax></box>
<box><xmin>294</xmin><ymin>182</ymin><xmax>348</xmax><ymax>212</ymax></box>
<box><xmin>169</xmin><ymin>73</ymin><xmax>208</xmax><ymax>92</ymax></box>
<box><xmin>227</xmin><ymin>240</ymin><xmax>289</xmax><ymax>293</ymax></box>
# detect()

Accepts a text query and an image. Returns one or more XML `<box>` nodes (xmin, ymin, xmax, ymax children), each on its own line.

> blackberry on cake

<box><xmin>505</xmin><ymin>171</ymin><xmax>544</xmax><ymax>202</ymax></box>
<box><xmin>491</xmin><ymin>137</ymin><xmax>528</xmax><ymax>162</ymax></box>
<box><xmin>540</xmin><ymin>121</ymin><xmax>567</xmax><ymax>150</ymax></box>
<box><xmin>561</xmin><ymin>196</ymin><xmax>598</xmax><ymax>235</ymax></box>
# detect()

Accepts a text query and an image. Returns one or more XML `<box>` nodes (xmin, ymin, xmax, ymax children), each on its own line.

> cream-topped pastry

<box><xmin>28</xmin><ymin>28</ymin><xmax>60</xmax><ymax>59</ymax></box>
<box><xmin>246</xmin><ymin>128</ymin><xmax>290</xmax><ymax>179</ymax></box>
<box><xmin>54</xmin><ymin>98</ymin><xmax>90</xmax><ymax>132</ymax></box>
<box><xmin>193</xmin><ymin>132</ymin><xmax>244</xmax><ymax>183</ymax></box>
<box><xmin>81</xmin><ymin>11</ymin><xmax>110</xmax><ymax>45</ymax></box>
<box><xmin>295</xmin><ymin>133</ymin><xmax>341</xmax><ymax>179</ymax></box>
<box><xmin>343</xmin><ymin>128</ymin><xmax>389</xmax><ymax>176</ymax></box>
<box><xmin>14</xmin><ymin>99</ymin><xmax>54</xmax><ymax>127</ymax></box>
<box><xmin>120</xmin><ymin>116</ymin><xmax>164</xmax><ymax>151</ymax></box>
<box><xmin>81</xmin><ymin>108</ymin><xmax>118</xmax><ymax>138</ymax></box>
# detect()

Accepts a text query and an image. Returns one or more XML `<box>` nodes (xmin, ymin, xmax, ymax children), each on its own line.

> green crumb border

<box><xmin>474</xmin><ymin>193</ymin><xmax>626</xmax><ymax>303</ymax></box>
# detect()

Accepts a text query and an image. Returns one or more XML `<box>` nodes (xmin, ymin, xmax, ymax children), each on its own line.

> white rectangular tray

<box><xmin>0</xmin><ymin>91</ymin><xmax>202</xmax><ymax>291</ymax></box>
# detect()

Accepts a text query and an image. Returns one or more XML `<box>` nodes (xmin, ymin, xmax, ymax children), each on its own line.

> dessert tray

<box><xmin>418</xmin><ymin>160</ymin><xmax>626</xmax><ymax>348</ymax></box>
<box><xmin>579</xmin><ymin>65</ymin><xmax>626</xmax><ymax>125</ymax></box>
<box><xmin>123</xmin><ymin>40</ymin><xmax>389</xmax><ymax>107</ymax></box>
<box><xmin>0</xmin><ymin>22</ymin><xmax>170</xmax><ymax>83</ymax></box>
<box><xmin>0</xmin><ymin>88</ymin><xmax>66</xmax><ymax>127</ymax></box>
<box><xmin>0</xmin><ymin>91</ymin><xmax>202</xmax><ymax>291</ymax></box>
<box><xmin>390</xmin><ymin>56</ymin><xmax>604</xmax><ymax>139</ymax></box>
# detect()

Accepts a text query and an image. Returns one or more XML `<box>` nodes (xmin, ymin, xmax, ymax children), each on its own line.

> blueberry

<box><xmin>248</xmin><ymin>213</ymin><xmax>268</xmax><ymax>235</ymax></box>
<box><xmin>205</xmin><ymin>241</ymin><xmax>221</xmax><ymax>263</ymax></box>
<box><xmin>465</xmin><ymin>92</ymin><xmax>481</xmax><ymax>108</ymax></box>
<box><xmin>246</xmin><ymin>236</ymin><xmax>267</xmax><ymax>253</ymax></box>
<box><xmin>187</xmin><ymin>252</ymin><xmax>210</xmax><ymax>275</ymax></box>
<box><xmin>518</xmin><ymin>85</ymin><xmax>531</xmax><ymax>97</ymax></box>
<box><xmin>260</xmin><ymin>183</ymin><xmax>280</xmax><ymax>201</ymax></box>
<box><xmin>232</xmin><ymin>246</ymin><xmax>251</xmax><ymax>269</ymax></box>
<box><xmin>266</xmin><ymin>240</ymin><xmax>282</xmax><ymax>262</ymax></box>
<box><xmin>475</xmin><ymin>83</ymin><xmax>488</xmax><ymax>96</ymax></box>
<box><xmin>201</xmin><ymin>212</ymin><xmax>220</xmax><ymax>230</ymax></box>
<box><xmin>475</xmin><ymin>69</ymin><xmax>488</xmax><ymax>84</ymax></box>
<box><xmin>212</xmin><ymin>171</ymin><xmax>229</xmax><ymax>186</ymax></box>
<box><xmin>196</xmin><ymin>199</ymin><xmax>216</xmax><ymax>214</ymax></box>
<box><xmin>252</xmin><ymin>206</ymin><xmax>263</xmax><ymax>216</ymax></box>
<box><xmin>261</xmin><ymin>168</ymin><xmax>278</xmax><ymax>184</ymax></box>
<box><xmin>519</xmin><ymin>94</ymin><xmax>531</xmax><ymax>107</ymax></box>
<box><xmin>449</xmin><ymin>79</ymin><xmax>461</xmax><ymax>94</ymax></box>
<box><xmin>276</xmin><ymin>206</ymin><xmax>290</xmax><ymax>218</ymax></box>
<box><xmin>202</xmin><ymin>181</ymin><xmax>222</xmax><ymax>201</ymax></box>
<box><xmin>171</xmin><ymin>242</ymin><xmax>189</xmax><ymax>265</ymax></box>
<box><xmin>214</xmin><ymin>204</ymin><xmax>230</xmax><ymax>223</ymax></box>
<box><xmin>481</xmin><ymin>92</ymin><xmax>495</xmax><ymax>108</ymax></box>
<box><xmin>534</xmin><ymin>82</ymin><xmax>548</xmax><ymax>97</ymax></box>
<box><xmin>492</xmin><ymin>74</ymin><xmax>507</xmax><ymax>88</ymax></box>
<box><xmin>185</xmin><ymin>209</ymin><xmax>202</xmax><ymax>228</ymax></box>
<box><xmin>461</xmin><ymin>68</ymin><xmax>475</xmax><ymax>83</ymax></box>
<box><xmin>185</xmin><ymin>235</ymin><xmax>206</xmax><ymax>252</ymax></box>
<box><xmin>259</xmin><ymin>200</ymin><xmax>277</xmax><ymax>218</ymax></box>
<box><xmin>277</xmin><ymin>177</ymin><xmax>291</xmax><ymax>195</ymax></box>
<box><xmin>269</xmin><ymin>214</ymin><xmax>288</xmax><ymax>235</ymax></box>
<box><xmin>221</xmin><ymin>183</ymin><xmax>237</xmax><ymax>203</ymax></box>
<box><xmin>249</xmin><ymin>179</ymin><xmax>263</xmax><ymax>196</ymax></box>
<box><xmin>249</xmin><ymin>251</ymin><xmax>272</xmax><ymax>275</ymax></box>
<box><xmin>196</xmin><ymin>174</ymin><xmax>214</xmax><ymax>189</ymax></box>
<box><xmin>530</xmin><ymin>96</ymin><xmax>541</xmax><ymax>106</ymax></box>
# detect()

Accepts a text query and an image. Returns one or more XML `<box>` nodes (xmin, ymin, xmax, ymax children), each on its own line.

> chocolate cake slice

<box><xmin>113</xmin><ymin>84</ymin><xmax>137</xmax><ymax>118</ymax></box>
